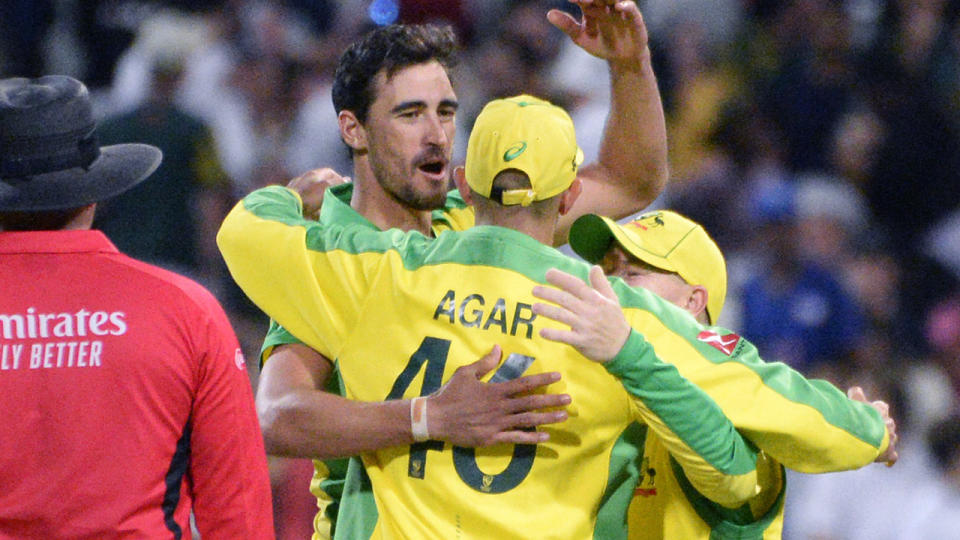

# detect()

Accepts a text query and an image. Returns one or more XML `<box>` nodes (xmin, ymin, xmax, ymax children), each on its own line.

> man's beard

<box><xmin>383</xmin><ymin>179</ymin><xmax>448</xmax><ymax>211</ymax></box>
<box><xmin>372</xmin><ymin>155</ymin><xmax>449</xmax><ymax>211</ymax></box>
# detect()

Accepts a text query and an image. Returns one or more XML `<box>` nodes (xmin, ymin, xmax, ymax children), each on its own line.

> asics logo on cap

<box><xmin>503</xmin><ymin>141</ymin><xmax>527</xmax><ymax>162</ymax></box>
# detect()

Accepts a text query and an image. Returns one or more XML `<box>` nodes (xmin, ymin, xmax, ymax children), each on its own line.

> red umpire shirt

<box><xmin>0</xmin><ymin>229</ymin><xmax>273</xmax><ymax>539</ymax></box>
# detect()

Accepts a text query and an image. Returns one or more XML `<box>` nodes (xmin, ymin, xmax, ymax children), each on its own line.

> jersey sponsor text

<box><xmin>0</xmin><ymin>307</ymin><xmax>127</xmax><ymax>339</ymax></box>
<box><xmin>0</xmin><ymin>307</ymin><xmax>127</xmax><ymax>371</ymax></box>
<box><xmin>2</xmin><ymin>340</ymin><xmax>103</xmax><ymax>369</ymax></box>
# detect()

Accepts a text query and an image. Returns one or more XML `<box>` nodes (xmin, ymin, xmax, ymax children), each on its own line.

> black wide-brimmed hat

<box><xmin>0</xmin><ymin>75</ymin><xmax>162</xmax><ymax>211</ymax></box>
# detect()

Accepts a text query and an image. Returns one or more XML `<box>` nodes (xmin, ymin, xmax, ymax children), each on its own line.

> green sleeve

<box><xmin>604</xmin><ymin>330</ymin><xmax>759</xmax><ymax>508</ymax></box>
<box><xmin>258</xmin><ymin>319</ymin><xmax>305</xmax><ymax>368</ymax></box>
<box><xmin>664</xmin><ymin>327</ymin><xmax>888</xmax><ymax>473</ymax></box>
<box><xmin>610</xmin><ymin>281</ymin><xmax>887</xmax><ymax>473</ymax></box>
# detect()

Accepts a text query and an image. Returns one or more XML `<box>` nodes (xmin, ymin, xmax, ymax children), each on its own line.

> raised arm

<box><xmin>533</xmin><ymin>266</ymin><xmax>759</xmax><ymax>507</ymax></box>
<box><xmin>547</xmin><ymin>1</ymin><xmax>669</xmax><ymax>244</ymax></box>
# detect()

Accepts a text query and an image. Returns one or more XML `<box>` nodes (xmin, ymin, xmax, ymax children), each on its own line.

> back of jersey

<box><xmin>0</xmin><ymin>230</ymin><xmax>272</xmax><ymax>539</ymax></box>
<box><xmin>332</xmin><ymin>228</ymin><xmax>637</xmax><ymax>539</ymax></box>
<box><xmin>218</xmin><ymin>186</ymin><xmax>759</xmax><ymax>540</ymax></box>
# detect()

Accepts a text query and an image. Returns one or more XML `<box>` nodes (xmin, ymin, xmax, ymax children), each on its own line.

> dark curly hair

<box><xmin>332</xmin><ymin>24</ymin><xmax>458</xmax><ymax>125</ymax></box>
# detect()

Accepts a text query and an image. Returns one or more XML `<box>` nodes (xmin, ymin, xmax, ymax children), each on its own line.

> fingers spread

<box><xmin>507</xmin><ymin>410</ymin><xmax>568</xmax><ymax>429</ymax></box>
<box><xmin>506</xmin><ymin>393</ymin><xmax>571</xmax><ymax>414</ymax></box>
<box><xmin>847</xmin><ymin>386</ymin><xmax>866</xmax><ymax>402</ymax></box>
<box><xmin>473</xmin><ymin>344</ymin><xmax>502</xmax><ymax>379</ymax></box>
<box><xmin>531</xmin><ymin>302</ymin><xmax>578</xmax><ymax>328</ymax></box>
<box><xmin>539</xmin><ymin>327</ymin><xmax>580</xmax><ymax>348</ymax></box>
<box><xmin>614</xmin><ymin>1</ymin><xmax>641</xmax><ymax>18</ymax></box>
<box><xmin>588</xmin><ymin>265</ymin><xmax>617</xmax><ymax>301</ymax></box>
<box><xmin>491</xmin><ymin>429</ymin><xmax>551</xmax><ymax>445</ymax></box>
<box><xmin>871</xmin><ymin>400</ymin><xmax>889</xmax><ymax>416</ymax></box>
<box><xmin>545</xmin><ymin>267</ymin><xmax>585</xmax><ymax>291</ymax></box>
<box><xmin>532</xmin><ymin>283</ymin><xmax>582</xmax><ymax>312</ymax></box>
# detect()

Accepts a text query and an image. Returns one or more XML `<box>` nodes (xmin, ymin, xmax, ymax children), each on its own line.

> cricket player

<box><xmin>528</xmin><ymin>210</ymin><xmax>897</xmax><ymax>538</ymax></box>
<box><xmin>220</xmin><ymin>95</ymin><xmax>762</xmax><ymax>539</ymax></box>
<box><xmin>258</xmin><ymin>3</ymin><xmax>668</xmax><ymax>536</ymax></box>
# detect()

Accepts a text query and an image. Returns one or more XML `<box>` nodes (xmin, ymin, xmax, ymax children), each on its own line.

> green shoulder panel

<box><xmin>243</xmin><ymin>187</ymin><xmax>590</xmax><ymax>285</ymax></box>
<box><xmin>241</xmin><ymin>185</ymin><xmax>305</xmax><ymax>224</ymax></box>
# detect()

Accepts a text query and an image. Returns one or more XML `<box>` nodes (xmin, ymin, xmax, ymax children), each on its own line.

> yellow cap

<box><xmin>569</xmin><ymin>211</ymin><xmax>728</xmax><ymax>324</ymax></box>
<box><xmin>465</xmin><ymin>95</ymin><xmax>584</xmax><ymax>206</ymax></box>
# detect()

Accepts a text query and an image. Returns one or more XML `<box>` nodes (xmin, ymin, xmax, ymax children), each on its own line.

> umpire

<box><xmin>0</xmin><ymin>75</ymin><xmax>273</xmax><ymax>538</ymax></box>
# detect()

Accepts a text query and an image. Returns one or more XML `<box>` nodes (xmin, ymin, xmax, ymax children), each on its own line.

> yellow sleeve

<box><xmin>627</xmin><ymin>308</ymin><xmax>888</xmax><ymax>473</ymax></box>
<box><xmin>216</xmin><ymin>186</ymin><xmax>375</xmax><ymax>359</ymax></box>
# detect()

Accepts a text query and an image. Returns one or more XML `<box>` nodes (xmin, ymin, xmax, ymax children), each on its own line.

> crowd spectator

<box><xmin>94</xmin><ymin>57</ymin><xmax>232</xmax><ymax>286</ymax></box>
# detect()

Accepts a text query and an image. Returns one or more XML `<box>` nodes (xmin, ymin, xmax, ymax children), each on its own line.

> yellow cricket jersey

<box><xmin>623</xmin><ymin>324</ymin><xmax>890</xmax><ymax>540</ymax></box>
<box><xmin>258</xmin><ymin>184</ymin><xmax>475</xmax><ymax>540</ymax></box>
<box><xmin>257</xmin><ymin>184</ymin><xmax>889</xmax><ymax>540</ymax></box>
<box><xmin>222</xmin><ymin>186</ymin><xmax>760</xmax><ymax>539</ymax></box>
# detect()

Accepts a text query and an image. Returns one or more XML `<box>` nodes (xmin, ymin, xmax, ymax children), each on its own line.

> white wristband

<box><xmin>410</xmin><ymin>396</ymin><xmax>430</xmax><ymax>442</ymax></box>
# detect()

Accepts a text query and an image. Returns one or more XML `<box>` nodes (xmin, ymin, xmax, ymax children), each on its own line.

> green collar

<box><xmin>318</xmin><ymin>183</ymin><xmax>380</xmax><ymax>230</ymax></box>
<box><xmin>319</xmin><ymin>182</ymin><xmax>469</xmax><ymax>233</ymax></box>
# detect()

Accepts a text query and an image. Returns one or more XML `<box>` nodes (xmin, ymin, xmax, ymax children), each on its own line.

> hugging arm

<box><xmin>532</xmin><ymin>266</ymin><xmax>897</xmax><ymax>474</ymax></box>
<box><xmin>534</xmin><ymin>266</ymin><xmax>759</xmax><ymax>508</ymax></box>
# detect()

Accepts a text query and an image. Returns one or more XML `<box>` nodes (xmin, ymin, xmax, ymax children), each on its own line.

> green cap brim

<box><xmin>569</xmin><ymin>214</ymin><xmax>619</xmax><ymax>263</ymax></box>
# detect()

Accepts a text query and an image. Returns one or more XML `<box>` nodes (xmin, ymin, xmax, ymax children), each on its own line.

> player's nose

<box><xmin>422</xmin><ymin>113</ymin><xmax>450</xmax><ymax>147</ymax></box>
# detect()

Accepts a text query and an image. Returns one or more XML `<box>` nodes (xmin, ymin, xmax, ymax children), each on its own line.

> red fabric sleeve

<box><xmin>187</xmin><ymin>288</ymin><xmax>274</xmax><ymax>539</ymax></box>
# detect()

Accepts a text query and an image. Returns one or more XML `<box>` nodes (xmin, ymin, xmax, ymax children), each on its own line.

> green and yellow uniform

<box><xmin>569</xmin><ymin>212</ymin><xmax>891</xmax><ymax>540</ymax></box>
<box><xmin>258</xmin><ymin>183</ymin><xmax>474</xmax><ymax>540</ymax></box>
<box><xmin>261</xmin><ymin>184</ymin><xmax>890</xmax><ymax>539</ymax></box>
<box><xmin>222</xmin><ymin>186</ymin><xmax>760</xmax><ymax>539</ymax></box>
<box><xmin>622</xmin><ymin>332</ymin><xmax>889</xmax><ymax>539</ymax></box>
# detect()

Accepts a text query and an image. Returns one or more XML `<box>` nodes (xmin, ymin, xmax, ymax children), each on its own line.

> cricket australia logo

<box><xmin>697</xmin><ymin>330</ymin><xmax>742</xmax><ymax>356</ymax></box>
<box><xmin>628</xmin><ymin>212</ymin><xmax>666</xmax><ymax>231</ymax></box>
<box><xmin>635</xmin><ymin>457</ymin><xmax>657</xmax><ymax>497</ymax></box>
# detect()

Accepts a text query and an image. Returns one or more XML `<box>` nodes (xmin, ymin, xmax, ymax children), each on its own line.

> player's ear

<box><xmin>558</xmin><ymin>178</ymin><xmax>582</xmax><ymax>216</ymax></box>
<box><xmin>687</xmin><ymin>285</ymin><xmax>709</xmax><ymax>324</ymax></box>
<box><xmin>338</xmin><ymin>110</ymin><xmax>367</xmax><ymax>152</ymax></box>
<box><xmin>453</xmin><ymin>167</ymin><xmax>474</xmax><ymax>205</ymax></box>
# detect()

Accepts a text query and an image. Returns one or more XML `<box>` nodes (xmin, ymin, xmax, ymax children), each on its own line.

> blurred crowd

<box><xmin>3</xmin><ymin>0</ymin><xmax>960</xmax><ymax>538</ymax></box>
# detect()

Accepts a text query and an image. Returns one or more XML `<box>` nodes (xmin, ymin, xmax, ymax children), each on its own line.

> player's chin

<box><xmin>400</xmin><ymin>183</ymin><xmax>447</xmax><ymax>211</ymax></box>
<box><xmin>412</xmin><ymin>188</ymin><xmax>448</xmax><ymax>211</ymax></box>
<box><xmin>408</xmin><ymin>172</ymin><xmax>449</xmax><ymax>209</ymax></box>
